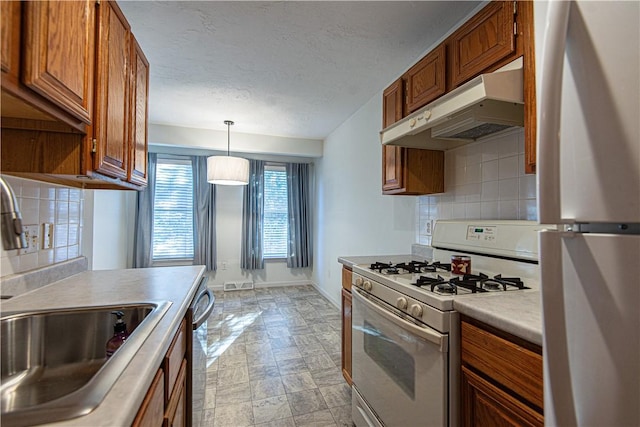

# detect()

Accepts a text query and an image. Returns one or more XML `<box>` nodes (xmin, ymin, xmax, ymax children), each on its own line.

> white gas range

<box><xmin>350</xmin><ymin>220</ymin><xmax>546</xmax><ymax>427</ymax></box>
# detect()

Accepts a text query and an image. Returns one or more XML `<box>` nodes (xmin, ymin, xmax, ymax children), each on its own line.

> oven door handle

<box><xmin>352</xmin><ymin>287</ymin><xmax>448</xmax><ymax>352</ymax></box>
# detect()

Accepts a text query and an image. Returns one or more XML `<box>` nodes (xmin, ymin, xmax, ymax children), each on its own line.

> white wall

<box><xmin>83</xmin><ymin>190</ymin><xmax>136</xmax><ymax>270</ymax></box>
<box><xmin>207</xmin><ymin>185</ymin><xmax>312</xmax><ymax>288</ymax></box>
<box><xmin>312</xmin><ymin>93</ymin><xmax>417</xmax><ymax>307</ymax></box>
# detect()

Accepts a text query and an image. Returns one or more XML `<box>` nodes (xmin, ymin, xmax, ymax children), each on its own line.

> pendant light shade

<box><xmin>207</xmin><ymin>120</ymin><xmax>249</xmax><ymax>185</ymax></box>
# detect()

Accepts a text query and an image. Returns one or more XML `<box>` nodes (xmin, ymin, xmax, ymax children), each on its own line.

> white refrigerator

<box><xmin>536</xmin><ymin>1</ymin><xmax>640</xmax><ymax>426</ymax></box>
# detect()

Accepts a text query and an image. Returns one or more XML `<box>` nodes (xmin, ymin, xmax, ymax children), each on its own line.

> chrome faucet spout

<box><xmin>0</xmin><ymin>176</ymin><xmax>27</xmax><ymax>250</ymax></box>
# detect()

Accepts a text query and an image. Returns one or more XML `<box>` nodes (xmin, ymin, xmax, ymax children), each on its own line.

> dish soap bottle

<box><xmin>106</xmin><ymin>311</ymin><xmax>129</xmax><ymax>358</ymax></box>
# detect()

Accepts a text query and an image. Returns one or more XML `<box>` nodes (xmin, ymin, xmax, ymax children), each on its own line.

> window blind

<box><xmin>263</xmin><ymin>167</ymin><xmax>288</xmax><ymax>258</ymax></box>
<box><xmin>152</xmin><ymin>159</ymin><xmax>194</xmax><ymax>260</ymax></box>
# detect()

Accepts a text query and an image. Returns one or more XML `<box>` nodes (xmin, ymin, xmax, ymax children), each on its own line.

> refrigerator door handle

<box><xmin>539</xmin><ymin>230</ymin><xmax>578</xmax><ymax>426</ymax></box>
<box><xmin>537</xmin><ymin>0</ymin><xmax>571</xmax><ymax>224</ymax></box>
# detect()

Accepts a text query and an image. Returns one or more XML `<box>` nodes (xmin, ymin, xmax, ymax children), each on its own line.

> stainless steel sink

<box><xmin>1</xmin><ymin>301</ymin><xmax>171</xmax><ymax>426</ymax></box>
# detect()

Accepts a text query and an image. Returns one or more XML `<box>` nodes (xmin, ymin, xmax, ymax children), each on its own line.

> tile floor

<box><xmin>204</xmin><ymin>284</ymin><xmax>352</xmax><ymax>427</ymax></box>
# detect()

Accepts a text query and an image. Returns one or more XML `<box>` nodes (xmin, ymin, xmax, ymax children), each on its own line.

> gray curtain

<box><xmin>286</xmin><ymin>163</ymin><xmax>312</xmax><ymax>268</ymax></box>
<box><xmin>241</xmin><ymin>159</ymin><xmax>265</xmax><ymax>270</ymax></box>
<box><xmin>192</xmin><ymin>156</ymin><xmax>217</xmax><ymax>271</ymax></box>
<box><xmin>133</xmin><ymin>153</ymin><xmax>157</xmax><ymax>268</ymax></box>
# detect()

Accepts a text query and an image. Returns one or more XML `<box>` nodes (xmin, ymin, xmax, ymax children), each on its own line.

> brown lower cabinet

<box><xmin>133</xmin><ymin>315</ymin><xmax>191</xmax><ymax>427</ymax></box>
<box><xmin>341</xmin><ymin>266</ymin><xmax>353</xmax><ymax>385</ymax></box>
<box><xmin>460</xmin><ymin>317</ymin><xmax>543</xmax><ymax>427</ymax></box>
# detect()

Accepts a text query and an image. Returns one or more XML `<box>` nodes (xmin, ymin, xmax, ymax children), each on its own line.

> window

<box><xmin>263</xmin><ymin>165</ymin><xmax>288</xmax><ymax>258</ymax></box>
<box><xmin>152</xmin><ymin>157</ymin><xmax>194</xmax><ymax>261</ymax></box>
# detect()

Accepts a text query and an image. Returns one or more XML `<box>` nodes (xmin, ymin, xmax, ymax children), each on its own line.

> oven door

<box><xmin>351</xmin><ymin>287</ymin><xmax>449</xmax><ymax>427</ymax></box>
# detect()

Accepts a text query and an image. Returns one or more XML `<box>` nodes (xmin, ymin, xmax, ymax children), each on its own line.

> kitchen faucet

<box><xmin>0</xmin><ymin>176</ymin><xmax>27</xmax><ymax>250</ymax></box>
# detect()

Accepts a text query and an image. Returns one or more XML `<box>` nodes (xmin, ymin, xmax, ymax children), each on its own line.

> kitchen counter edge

<box><xmin>0</xmin><ymin>265</ymin><xmax>206</xmax><ymax>426</ymax></box>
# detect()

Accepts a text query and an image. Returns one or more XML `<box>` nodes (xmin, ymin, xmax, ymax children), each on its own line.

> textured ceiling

<box><xmin>119</xmin><ymin>1</ymin><xmax>481</xmax><ymax>139</ymax></box>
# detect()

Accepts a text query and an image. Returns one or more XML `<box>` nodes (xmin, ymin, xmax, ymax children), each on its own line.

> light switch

<box><xmin>42</xmin><ymin>223</ymin><xmax>54</xmax><ymax>249</ymax></box>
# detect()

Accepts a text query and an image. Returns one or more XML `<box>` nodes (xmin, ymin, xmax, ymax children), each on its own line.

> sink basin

<box><xmin>1</xmin><ymin>301</ymin><xmax>171</xmax><ymax>426</ymax></box>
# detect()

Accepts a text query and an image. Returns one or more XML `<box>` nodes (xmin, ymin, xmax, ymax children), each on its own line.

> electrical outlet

<box><xmin>424</xmin><ymin>219</ymin><xmax>433</xmax><ymax>236</ymax></box>
<box><xmin>222</xmin><ymin>261</ymin><xmax>227</xmax><ymax>270</ymax></box>
<box><xmin>19</xmin><ymin>225</ymin><xmax>39</xmax><ymax>254</ymax></box>
<box><xmin>42</xmin><ymin>223</ymin><xmax>54</xmax><ymax>249</ymax></box>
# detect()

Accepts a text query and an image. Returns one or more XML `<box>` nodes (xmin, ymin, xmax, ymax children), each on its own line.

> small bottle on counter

<box><xmin>106</xmin><ymin>311</ymin><xmax>129</xmax><ymax>358</ymax></box>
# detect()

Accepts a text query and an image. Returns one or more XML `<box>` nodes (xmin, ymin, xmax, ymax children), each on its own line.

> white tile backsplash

<box><xmin>0</xmin><ymin>176</ymin><xmax>84</xmax><ymax>278</ymax></box>
<box><xmin>417</xmin><ymin>129</ymin><xmax>538</xmax><ymax>244</ymax></box>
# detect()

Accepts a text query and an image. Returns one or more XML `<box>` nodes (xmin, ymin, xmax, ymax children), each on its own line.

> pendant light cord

<box><xmin>224</xmin><ymin>120</ymin><xmax>234</xmax><ymax>157</ymax></box>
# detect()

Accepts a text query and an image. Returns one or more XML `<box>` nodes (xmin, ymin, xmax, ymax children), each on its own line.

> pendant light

<box><xmin>207</xmin><ymin>120</ymin><xmax>249</xmax><ymax>185</ymax></box>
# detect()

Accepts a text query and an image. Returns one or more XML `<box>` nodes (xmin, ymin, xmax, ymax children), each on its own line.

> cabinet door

<box><xmin>1</xmin><ymin>1</ymin><xmax>21</xmax><ymax>85</ymax></box>
<box><xmin>93</xmin><ymin>0</ymin><xmax>130</xmax><ymax>181</ymax></box>
<box><xmin>405</xmin><ymin>44</ymin><xmax>446</xmax><ymax>114</ymax></box>
<box><xmin>462</xmin><ymin>366</ymin><xmax>543</xmax><ymax>427</ymax></box>
<box><xmin>450</xmin><ymin>1</ymin><xmax>516</xmax><ymax>87</ymax></box>
<box><xmin>22</xmin><ymin>1</ymin><xmax>95</xmax><ymax>123</ymax></box>
<box><xmin>382</xmin><ymin>78</ymin><xmax>406</xmax><ymax>193</ymax></box>
<box><xmin>341</xmin><ymin>288</ymin><xmax>352</xmax><ymax>385</ymax></box>
<box><xmin>128</xmin><ymin>36</ymin><xmax>149</xmax><ymax>186</ymax></box>
<box><xmin>132</xmin><ymin>369</ymin><xmax>165</xmax><ymax>427</ymax></box>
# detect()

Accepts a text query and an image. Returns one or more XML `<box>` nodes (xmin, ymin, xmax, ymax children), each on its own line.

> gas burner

<box><xmin>395</xmin><ymin>261</ymin><xmax>429</xmax><ymax>274</ymax></box>
<box><xmin>370</xmin><ymin>262</ymin><xmax>393</xmax><ymax>273</ymax></box>
<box><xmin>435</xmin><ymin>283</ymin><xmax>456</xmax><ymax>294</ymax></box>
<box><xmin>431</xmin><ymin>262</ymin><xmax>452</xmax><ymax>272</ymax></box>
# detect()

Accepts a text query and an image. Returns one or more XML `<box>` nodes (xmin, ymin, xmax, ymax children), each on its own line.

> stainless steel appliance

<box><xmin>536</xmin><ymin>1</ymin><xmax>640</xmax><ymax>425</ymax></box>
<box><xmin>350</xmin><ymin>220</ymin><xmax>545</xmax><ymax>426</ymax></box>
<box><xmin>190</xmin><ymin>277</ymin><xmax>214</xmax><ymax>427</ymax></box>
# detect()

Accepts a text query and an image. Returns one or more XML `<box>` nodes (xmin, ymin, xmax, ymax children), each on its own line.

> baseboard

<box><xmin>205</xmin><ymin>279</ymin><xmax>341</xmax><ymax>310</ymax></box>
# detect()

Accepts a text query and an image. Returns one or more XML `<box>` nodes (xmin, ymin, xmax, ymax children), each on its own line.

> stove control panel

<box><xmin>466</xmin><ymin>225</ymin><xmax>497</xmax><ymax>242</ymax></box>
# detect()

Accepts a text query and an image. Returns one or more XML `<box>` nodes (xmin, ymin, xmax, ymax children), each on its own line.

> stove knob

<box><xmin>396</xmin><ymin>297</ymin><xmax>408</xmax><ymax>310</ymax></box>
<box><xmin>363</xmin><ymin>281</ymin><xmax>372</xmax><ymax>291</ymax></box>
<box><xmin>410</xmin><ymin>304</ymin><xmax>423</xmax><ymax>318</ymax></box>
<box><xmin>355</xmin><ymin>277</ymin><xmax>363</xmax><ymax>287</ymax></box>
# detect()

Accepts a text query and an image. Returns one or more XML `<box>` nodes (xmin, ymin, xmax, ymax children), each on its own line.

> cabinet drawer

<box><xmin>164</xmin><ymin>319</ymin><xmax>187</xmax><ymax>403</ymax></box>
<box><xmin>461</xmin><ymin>321</ymin><xmax>542</xmax><ymax>409</ymax></box>
<box><xmin>132</xmin><ymin>369</ymin><xmax>164</xmax><ymax>427</ymax></box>
<box><xmin>165</xmin><ymin>358</ymin><xmax>187</xmax><ymax>427</ymax></box>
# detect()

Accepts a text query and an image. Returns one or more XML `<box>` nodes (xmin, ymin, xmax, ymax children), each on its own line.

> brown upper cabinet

<box><xmin>1</xmin><ymin>1</ymin><xmax>95</xmax><ymax>130</ymax></box>
<box><xmin>0</xmin><ymin>0</ymin><xmax>149</xmax><ymax>190</ymax></box>
<box><xmin>381</xmin><ymin>0</ymin><xmax>536</xmax><ymax>184</ymax></box>
<box><xmin>128</xmin><ymin>38</ymin><xmax>150</xmax><ymax>187</ymax></box>
<box><xmin>382</xmin><ymin>78</ymin><xmax>444</xmax><ymax>195</ymax></box>
<box><xmin>92</xmin><ymin>1</ymin><xmax>131</xmax><ymax>181</ymax></box>
<box><xmin>405</xmin><ymin>44</ymin><xmax>446</xmax><ymax>114</ymax></box>
<box><xmin>450</xmin><ymin>1</ymin><xmax>517</xmax><ymax>88</ymax></box>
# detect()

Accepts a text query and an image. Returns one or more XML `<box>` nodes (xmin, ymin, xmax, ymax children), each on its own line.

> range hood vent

<box><xmin>381</xmin><ymin>58</ymin><xmax>524</xmax><ymax>150</ymax></box>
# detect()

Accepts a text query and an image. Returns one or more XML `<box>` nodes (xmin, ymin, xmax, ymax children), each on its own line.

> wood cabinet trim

<box><xmin>164</xmin><ymin>319</ymin><xmax>187</xmax><ymax>404</ymax></box>
<box><xmin>132</xmin><ymin>369</ymin><xmax>165</xmax><ymax>427</ymax></box>
<box><xmin>165</xmin><ymin>358</ymin><xmax>187</xmax><ymax>424</ymax></box>
<box><xmin>461</xmin><ymin>320</ymin><xmax>543</xmax><ymax>410</ymax></box>
<box><xmin>341</xmin><ymin>266</ymin><xmax>352</xmax><ymax>292</ymax></box>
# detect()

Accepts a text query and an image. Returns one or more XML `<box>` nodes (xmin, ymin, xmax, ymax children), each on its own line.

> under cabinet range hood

<box><xmin>381</xmin><ymin>58</ymin><xmax>524</xmax><ymax>150</ymax></box>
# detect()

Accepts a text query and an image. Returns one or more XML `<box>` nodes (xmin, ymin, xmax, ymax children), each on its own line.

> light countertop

<box><xmin>453</xmin><ymin>291</ymin><xmax>543</xmax><ymax>346</ymax></box>
<box><xmin>0</xmin><ymin>265</ymin><xmax>205</xmax><ymax>426</ymax></box>
<box><xmin>338</xmin><ymin>255</ymin><xmax>542</xmax><ymax>346</ymax></box>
